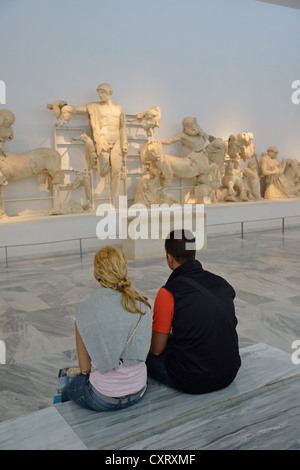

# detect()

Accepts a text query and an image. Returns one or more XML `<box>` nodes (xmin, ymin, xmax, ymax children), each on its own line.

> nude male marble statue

<box><xmin>49</xmin><ymin>83</ymin><xmax>128</xmax><ymax>198</ymax></box>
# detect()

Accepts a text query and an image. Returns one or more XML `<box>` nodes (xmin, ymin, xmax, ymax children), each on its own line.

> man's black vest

<box><xmin>163</xmin><ymin>259</ymin><xmax>241</xmax><ymax>394</ymax></box>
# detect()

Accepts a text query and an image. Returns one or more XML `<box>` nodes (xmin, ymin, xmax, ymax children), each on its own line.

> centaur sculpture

<box><xmin>0</xmin><ymin>109</ymin><xmax>63</xmax><ymax>217</ymax></box>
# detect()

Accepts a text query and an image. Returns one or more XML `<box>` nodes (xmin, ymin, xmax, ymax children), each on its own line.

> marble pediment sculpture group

<box><xmin>0</xmin><ymin>82</ymin><xmax>299</xmax><ymax>217</ymax></box>
<box><xmin>136</xmin><ymin>123</ymin><xmax>300</xmax><ymax>206</ymax></box>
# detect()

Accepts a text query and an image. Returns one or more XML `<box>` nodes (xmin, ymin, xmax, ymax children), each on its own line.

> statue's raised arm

<box><xmin>46</xmin><ymin>100</ymin><xmax>88</xmax><ymax>124</ymax></box>
<box><xmin>61</xmin><ymin>104</ymin><xmax>88</xmax><ymax>122</ymax></box>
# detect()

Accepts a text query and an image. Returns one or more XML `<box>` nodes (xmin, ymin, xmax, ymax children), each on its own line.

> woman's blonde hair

<box><xmin>94</xmin><ymin>246</ymin><xmax>150</xmax><ymax>315</ymax></box>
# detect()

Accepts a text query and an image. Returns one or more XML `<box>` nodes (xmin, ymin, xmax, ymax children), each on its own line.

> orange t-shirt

<box><xmin>152</xmin><ymin>287</ymin><xmax>174</xmax><ymax>334</ymax></box>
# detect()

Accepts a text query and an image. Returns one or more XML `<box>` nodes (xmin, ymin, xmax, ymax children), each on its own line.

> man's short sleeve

<box><xmin>152</xmin><ymin>287</ymin><xmax>174</xmax><ymax>334</ymax></box>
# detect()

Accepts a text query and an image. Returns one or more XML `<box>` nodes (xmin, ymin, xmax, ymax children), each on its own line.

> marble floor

<box><xmin>0</xmin><ymin>226</ymin><xmax>299</xmax><ymax>424</ymax></box>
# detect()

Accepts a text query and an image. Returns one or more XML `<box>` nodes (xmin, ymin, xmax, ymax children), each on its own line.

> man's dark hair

<box><xmin>165</xmin><ymin>229</ymin><xmax>196</xmax><ymax>263</ymax></box>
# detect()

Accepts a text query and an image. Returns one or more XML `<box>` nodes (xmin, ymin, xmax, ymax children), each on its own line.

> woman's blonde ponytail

<box><xmin>94</xmin><ymin>246</ymin><xmax>150</xmax><ymax>315</ymax></box>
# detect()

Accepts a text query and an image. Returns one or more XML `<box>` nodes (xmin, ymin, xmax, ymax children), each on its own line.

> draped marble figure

<box><xmin>260</xmin><ymin>146</ymin><xmax>293</xmax><ymax>200</ymax></box>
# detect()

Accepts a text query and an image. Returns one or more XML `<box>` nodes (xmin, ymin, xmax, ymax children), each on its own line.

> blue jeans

<box><xmin>146</xmin><ymin>350</ymin><xmax>175</xmax><ymax>388</ymax></box>
<box><xmin>61</xmin><ymin>374</ymin><xmax>147</xmax><ymax>411</ymax></box>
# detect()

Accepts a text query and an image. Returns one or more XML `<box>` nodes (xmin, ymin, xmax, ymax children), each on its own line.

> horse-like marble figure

<box><xmin>0</xmin><ymin>148</ymin><xmax>63</xmax><ymax>189</ymax></box>
<box><xmin>139</xmin><ymin>139</ymin><xmax>226</xmax><ymax>204</ymax></box>
<box><xmin>0</xmin><ymin>147</ymin><xmax>63</xmax><ymax>217</ymax></box>
<box><xmin>141</xmin><ymin>139</ymin><xmax>226</xmax><ymax>181</ymax></box>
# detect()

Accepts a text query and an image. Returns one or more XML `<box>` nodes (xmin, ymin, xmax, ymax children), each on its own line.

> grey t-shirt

<box><xmin>76</xmin><ymin>287</ymin><xmax>152</xmax><ymax>374</ymax></box>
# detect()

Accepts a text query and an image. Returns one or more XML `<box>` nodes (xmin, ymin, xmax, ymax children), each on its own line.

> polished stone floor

<box><xmin>0</xmin><ymin>226</ymin><xmax>299</xmax><ymax>423</ymax></box>
<box><xmin>1</xmin><ymin>343</ymin><xmax>298</xmax><ymax>450</ymax></box>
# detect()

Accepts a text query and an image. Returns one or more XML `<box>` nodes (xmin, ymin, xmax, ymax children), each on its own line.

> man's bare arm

<box><xmin>150</xmin><ymin>330</ymin><xmax>169</xmax><ymax>356</ymax></box>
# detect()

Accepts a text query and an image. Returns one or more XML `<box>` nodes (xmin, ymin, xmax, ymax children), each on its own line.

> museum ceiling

<box><xmin>256</xmin><ymin>0</ymin><xmax>300</xmax><ymax>9</ymax></box>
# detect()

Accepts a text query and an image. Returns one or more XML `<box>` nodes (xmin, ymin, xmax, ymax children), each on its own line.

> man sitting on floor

<box><xmin>146</xmin><ymin>229</ymin><xmax>241</xmax><ymax>394</ymax></box>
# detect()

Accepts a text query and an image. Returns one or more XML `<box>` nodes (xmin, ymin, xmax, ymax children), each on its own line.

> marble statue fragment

<box><xmin>66</xmin><ymin>175</ymin><xmax>92</xmax><ymax>207</ymax></box>
<box><xmin>222</xmin><ymin>158</ymin><xmax>249</xmax><ymax>202</ymax></box>
<box><xmin>227</xmin><ymin>132</ymin><xmax>257</xmax><ymax>163</ymax></box>
<box><xmin>243</xmin><ymin>161</ymin><xmax>262</xmax><ymax>199</ymax></box>
<box><xmin>0</xmin><ymin>109</ymin><xmax>64</xmax><ymax>218</ymax></box>
<box><xmin>135</xmin><ymin>141</ymin><xmax>178</xmax><ymax>206</ymax></box>
<box><xmin>142</xmin><ymin>117</ymin><xmax>227</xmax><ymax>204</ymax></box>
<box><xmin>50</xmin><ymin>174</ymin><xmax>92</xmax><ymax>215</ymax></box>
<box><xmin>0</xmin><ymin>148</ymin><xmax>63</xmax><ymax>189</ymax></box>
<box><xmin>73</xmin><ymin>133</ymin><xmax>97</xmax><ymax>170</ymax></box>
<box><xmin>133</xmin><ymin>172</ymin><xmax>179</xmax><ymax>207</ymax></box>
<box><xmin>46</xmin><ymin>101</ymin><xmax>68</xmax><ymax>121</ymax></box>
<box><xmin>158</xmin><ymin>116</ymin><xmax>213</xmax><ymax>153</ymax></box>
<box><xmin>51</xmin><ymin>200</ymin><xmax>91</xmax><ymax>215</ymax></box>
<box><xmin>0</xmin><ymin>109</ymin><xmax>15</xmax><ymax>153</ymax></box>
<box><xmin>138</xmin><ymin>138</ymin><xmax>226</xmax><ymax>205</ymax></box>
<box><xmin>135</xmin><ymin>106</ymin><xmax>161</xmax><ymax>138</ymax></box>
<box><xmin>284</xmin><ymin>158</ymin><xmax>300</xmax><ymax>196</ymax></box>
<box><xmin>0</xmin><ymin>147</ymin><xmax>63</xmax><ymax>217</ymax></box>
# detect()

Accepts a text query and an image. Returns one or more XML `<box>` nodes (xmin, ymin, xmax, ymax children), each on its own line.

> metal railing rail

<box><xmin>208</xmin><ymin>214</ymin><xmax>299</xmax><ymax>239</ymax></box>
<box><xmin>0</xmin><ymin>236</ymin><xmax>98</xmax><ymax>268</ymax></box>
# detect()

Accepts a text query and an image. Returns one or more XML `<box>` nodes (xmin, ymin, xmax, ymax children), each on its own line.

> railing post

<box><xmin>282</xmin><ymin>217</ymin><xmax>285</xmax><ymax>233</ymax></box>
<box><xmin>5</xmin><ymin>246</ymin><xmax>8</xmax><ymax>268</ymax></box>
<box><xmin>241</xmin><ymin>221</ymin><xmax>244</xmax><ymax>239</ymax></box>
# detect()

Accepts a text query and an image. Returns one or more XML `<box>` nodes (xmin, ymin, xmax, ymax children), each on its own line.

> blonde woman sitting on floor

<box><xmin>61</xmin><ymin>246</ymin><xmax>152</xmax><ymax>411</ymax></box>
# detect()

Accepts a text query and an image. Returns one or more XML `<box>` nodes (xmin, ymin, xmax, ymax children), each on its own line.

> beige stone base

<box><xmin>122</xmin><ymin>208</ymin><xmax>207</xmax><ymax>260</ymax></box>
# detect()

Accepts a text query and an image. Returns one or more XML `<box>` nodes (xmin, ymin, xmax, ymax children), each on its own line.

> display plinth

<box><xmin>0</xmin><ymin>212</ymin><xmax>105</xmax><ymax>262</ymax></box>
<box><xmin>122</xmin><ymin>207</ymin><xmax>207</xmax><ymax>260</ymax></box>
<box><xmin>0</xmin><ymin>199</ymin><xmax>299</xmax><ymax>263</ymax></box>
<box><xmin>205</xmin><ymin>198</ymin><xmax>300</xmax><ymax>236</ymax></box>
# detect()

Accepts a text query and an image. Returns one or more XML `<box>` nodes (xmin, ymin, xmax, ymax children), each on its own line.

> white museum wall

<box><xmin>1</xmin><ymin>0</ymin><xmax>299</xmax><ymax>156</ymax></box>
<box><xmin>0</xmin><ymin>0</ymin><xmax>300</xmax><ymax>255</ymax></box>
